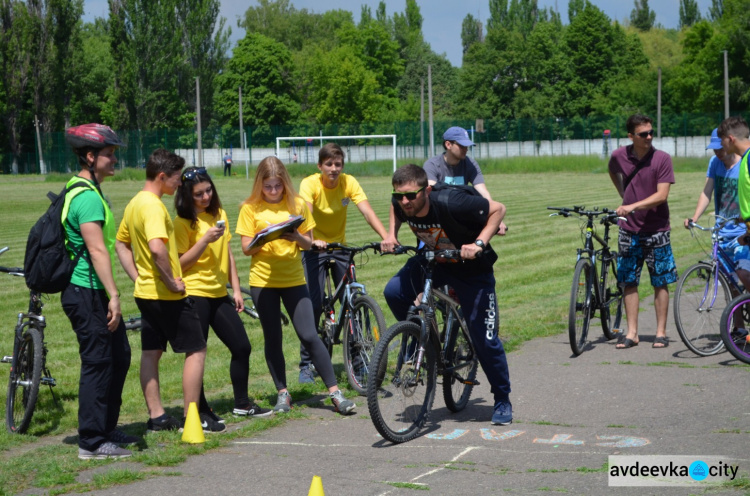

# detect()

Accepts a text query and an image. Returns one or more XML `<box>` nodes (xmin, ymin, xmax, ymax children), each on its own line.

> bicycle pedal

<box><xmin>462</xmin><ymin>379</ymin><xmax>481</xmax><ymax>386</ymax></box>
<box><xmin>41</xmin><ymin>377</ymin><xmax>56</xmax><ymax>386</ymax></box>
<box><xmin>1</xmin><ymin>355</ymin><xmax>12</xmax><ymax>363</ymax></box>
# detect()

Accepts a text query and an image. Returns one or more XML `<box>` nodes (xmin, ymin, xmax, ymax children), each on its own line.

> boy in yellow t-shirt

<box><xmin>115</xmin><ymin>149</ymin><xmax>223</xmax><ymax>433</ymax></box>
<box><xmin>297</xmin><ymin>143</ymin><xmax>388</xmax><ymax>383</ymax></box>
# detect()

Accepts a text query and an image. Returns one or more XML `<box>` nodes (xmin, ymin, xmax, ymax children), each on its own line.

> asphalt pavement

<box><xmin>69</xmin><ymin>296</ymin><xmax>750</xmax><ymax>495</ymax></box>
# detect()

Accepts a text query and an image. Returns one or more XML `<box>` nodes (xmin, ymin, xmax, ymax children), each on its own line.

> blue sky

<box><xmin>83</xmin><ymin>0</ymin><xmax>714</xmax><ymax>67</ymax></box>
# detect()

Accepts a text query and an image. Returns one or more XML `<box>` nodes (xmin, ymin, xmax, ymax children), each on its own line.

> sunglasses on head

<box><xmin>392</xmin><ymin>186</ymin><xmax>425</xmax><ymax>201</ymax></box>
<box><xmin>182</xmin><ymin>167</ymin><xmax>208</xmax><ymax>181</ymax></box>
<box><xmin>634</xmin><ymin>130</ymin><xmax>654</xmax><ymax>138</ymax></box>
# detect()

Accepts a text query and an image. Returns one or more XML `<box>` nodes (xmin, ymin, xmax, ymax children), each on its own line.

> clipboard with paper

<box><xmin>246</xmin><ymin>215</ymin><xmax>304</xmax><ymax>249</ymax></box>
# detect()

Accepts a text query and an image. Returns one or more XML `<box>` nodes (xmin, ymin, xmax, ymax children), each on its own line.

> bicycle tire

<box><xmin>674</xmin><ymin>263</ymin><xmax>728</xmax><ymax>356</ymax></box>
<box><xmin>367</xmin><ymin>321</ymin><xmax>436</xmax><ymax>444</ymax></box>
<box><xmin>442</xmin><ymin>307</ymin><xmax>478</xmax><ymax>413</ymax></box>
<box><xmin>599</xmin><ymin>255</ymin><xmax>623</xmax><ymax>340</ymax></box>
<box><xmin>124</xmin><ymin>317</ymin><xmax>142</xmax><ymax>331</ymax></box>
<box><xmin>719</xmin><ymin>294</ymin><xmax>750</xmax><ymax>364</ymax></box>
<box><xmin>569</xmin><ymin>258</ymin><xmax>593</xmax><ymax>356</ymax></box>
<box><xmin>342</xmin><ymin>294</ymin><xmax>386</xmax><ymax>395</ymax></box>
<box><xmin>6</xmin><ymin>327</ymin><xmax>43</xmax><ymax>434</ymax></box>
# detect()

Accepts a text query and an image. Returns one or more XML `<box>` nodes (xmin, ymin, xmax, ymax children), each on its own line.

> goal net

<box><xmin>275</xmin><ymin>134</ymin><xmax>397</xmax><ymax>172</ymax></box>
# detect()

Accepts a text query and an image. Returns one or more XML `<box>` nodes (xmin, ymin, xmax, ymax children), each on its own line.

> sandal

<box><xmin>616</xmin><ymin>336</ymin><xmax>639</xmax><ymax>349</ymax></box>
<box><xmin>652</xmin><ymin>336</ymin><xmax>669</xmax><ymax>348</ymax></box>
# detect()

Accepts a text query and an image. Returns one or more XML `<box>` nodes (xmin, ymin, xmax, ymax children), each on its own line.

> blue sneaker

<box><xmin>298</xmin><ymin>366</ymin><xmax>315</xmax><ymax>384</ymax></box>
<box><xmin>491</xmin><ymin>401</ymin><xmax>513</xmax><ymax>425</ymax></box>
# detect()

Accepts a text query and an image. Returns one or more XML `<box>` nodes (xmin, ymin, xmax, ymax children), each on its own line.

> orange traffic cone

<box><xmin>181</xmin><ymin>402</ymin><xmax>205</xmax><ymax>444</ymax></box>
<box><xmin>308</xmin><ymin>475</ymin><xmax>325</xmax><ymax>496</ymax></box>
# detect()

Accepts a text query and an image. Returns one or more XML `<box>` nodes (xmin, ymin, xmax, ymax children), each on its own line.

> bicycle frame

<box><xmin>577</xmin><ymin>212</ymin><xmax>617</xmax><ymax>307</ymax></box>
<box><xmin>322</xmin><ymin>253</ymin><xmax>368</xmax><ymax>341</ymax></box>
<box><xmin>690</xmin><ymin>221</ymin><xmax>745</xmax><ymax>309</ymax></box>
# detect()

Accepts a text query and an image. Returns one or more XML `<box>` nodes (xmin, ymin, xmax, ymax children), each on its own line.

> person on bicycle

<box><xmin>236</xmin><ymin>156</ymin><xmax>356</xmax><ymax>415</ymax></box>
<box><xmin>608</xmin><ymin>113</ymin><xmax>676</xmax><ymax>350</ymax></box>
<box><xmin>62</xmin><ymin>123</ymin><xmax>135</xmax><ymax>459</ymax></box>
<box><xmin>174</xmin><ymin>167</ymin><xmax>272</xmax><ymax>419</ymax></box>
<box><xmin>684</xmin><ymin>128</ymin><xmax>750</xmax><ymax>289</ymax></box>
<box><xmin>116</xmin><ymin>149</ymin><xmax>224</xmax><ymax>434</ymax></box>
<box><xmin>297</xmin><ymin>143</ymin><xmax>388</xmax><ymax>384</ymax></box>
<box><xmin>382</xmin><ymin>164</ymin><xmax>513</xmax><ymax>425</ymax></box>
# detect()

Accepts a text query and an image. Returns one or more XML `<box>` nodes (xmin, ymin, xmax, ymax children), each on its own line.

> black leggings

<box><xmin>251</xmin><ymin>285</ymin><xmax>337</xmax><ymax>389</ymax></box>
<box><xmin>192</xmin><ymin>295</ymin><xmax>252</xmax><ymax>409</ymax></box>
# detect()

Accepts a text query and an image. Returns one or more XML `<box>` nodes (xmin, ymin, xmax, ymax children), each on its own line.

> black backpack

<box><xmin>23</xmin><ymin>182</ymin><xmax>92</xmax><ymax>293</ymax></box>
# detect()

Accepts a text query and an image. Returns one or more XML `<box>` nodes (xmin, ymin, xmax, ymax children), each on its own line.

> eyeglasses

<box><xmin>392</xmin><ymin>187</ymin><xmax>425</xmax><ymax>201</ymax></box>
<box><xmin>182</xmin><ymin>167</ymin><xmax>208</xmax><ymax>181</ymax></box>
<box><xmin>634</xmin><ymin>130</ymin><xmax>654</xmax><ymax>138</ymax></box>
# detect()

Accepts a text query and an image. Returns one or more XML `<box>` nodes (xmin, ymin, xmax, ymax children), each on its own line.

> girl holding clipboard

<box><xmin>236</xmin><ymin>157</ymin><xmax>356</xmax><ymax>415</ymax></box>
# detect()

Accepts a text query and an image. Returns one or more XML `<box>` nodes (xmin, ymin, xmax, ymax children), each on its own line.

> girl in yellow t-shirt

<box><xmin>236</xmin><ymin>156</ymin><xmax>355</xmax><ymax>415</ymax></box>
<box><xmin>175</xmin><ymin>167</ymin><xmax>271</xmax><ymax>419</ymax></box>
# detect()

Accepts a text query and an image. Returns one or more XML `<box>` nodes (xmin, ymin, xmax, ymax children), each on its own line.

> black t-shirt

<box><xmin>399</xmin><ymin>189</ymin><xmax>497</xmax><ymax>276</ymax></box>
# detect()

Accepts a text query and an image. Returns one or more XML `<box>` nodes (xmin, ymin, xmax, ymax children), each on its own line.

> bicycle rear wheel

<box><xmin>6</xmin><ymin>327</ymin><xmax>43</xmax><ymax>434</ymax></box>
<box><xmin>719</xmin><ymin>294</ymin><xmax>750</xmax><ymax>364</ymax></box>
<box><xmin>367</xmin><ymin>321</ymin><xmax>436</xmax><ymax>444</ymax></box>
<box><xmin>674</xmin><ymin>263</ymin><xmax>727</xmax><ymax>356</ymax></box>
<box><xmin>343</xmin><ymin>295</ymin><xmax>386</xmax><ymax>395</ymax></box>
<box><xmin>600</xmin><ymin>255</ymin><xmax>623</xmax><ymax>340</ymax></box>
<box><xmin>569</xmin><ymin>258</ymin><xmax>593</xmax><ymax>356</ymax></box>
<box><xmin>442</xmin><ymin>307</ymin><xmax>478</xmax><ymax>412</ymax></box>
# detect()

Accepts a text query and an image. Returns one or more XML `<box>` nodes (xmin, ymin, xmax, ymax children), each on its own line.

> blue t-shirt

<box><xmin>707</xmin><ymin>155</ymin><xmax>744</xmax><ymax>238</ymax></box>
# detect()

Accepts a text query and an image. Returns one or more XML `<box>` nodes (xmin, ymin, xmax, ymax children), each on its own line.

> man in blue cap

<box><xmin>684</xmin><ymin>128</ymin><xmax>750</xmax><ymax>289</ymax></box>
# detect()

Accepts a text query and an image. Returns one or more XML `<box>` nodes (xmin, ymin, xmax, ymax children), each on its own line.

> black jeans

<box><xmin>61</xmin><ymin>284</ymin><xmax>131</xmax><ymax>451</ymax></box>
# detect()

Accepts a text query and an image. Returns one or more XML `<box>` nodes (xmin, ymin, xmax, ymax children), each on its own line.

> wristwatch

<box><xmin>474</xmin><ymin>239</ymin><xmax>485</xmax><ymax>250</ymax></box>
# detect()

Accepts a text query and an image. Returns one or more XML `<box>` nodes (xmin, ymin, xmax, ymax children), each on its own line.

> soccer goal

<box><xmin>275</xmin><ymin>134</ymin><xmax>397</xmax><ymax>172</ymax></box>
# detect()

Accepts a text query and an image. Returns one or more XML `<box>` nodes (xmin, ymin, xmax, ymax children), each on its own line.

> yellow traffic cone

<box><xmin>181</xmin><ymin>402</ymin><xmax>205</xmax><ymax>444</ymax></box>
<box><xmin>308</xmin><ymin>475</ymin><xmax>325</xmax><ymax>496</ymax></box>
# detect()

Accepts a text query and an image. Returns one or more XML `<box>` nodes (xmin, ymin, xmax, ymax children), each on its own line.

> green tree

<box><xmin>461</xmin><ymin>13</ymin><xmax>483</xmax><ymax>55</ymax></box>
<box><xmin>0</xmin><ymin>0</ymin><xmax>33</xmax><ymax>172</ymax></box>
<box><xmin>679</xmin><ymin>0</ymin><xmax>701</xmax><ymax>28</ymax></box>
<box><xmin>708</xmin><ymin>0</ymin><xmax>723</xmax><ymax>21</ymax></box>
<box><xmin>630</xmin><ymin>0</ymin><xmax>656</xmax><ymax>31</ymax></box>
<box><xmin>68</xmin><ymin>19</ymin><xmax>113</xmax><ymax>125</ymax></box>
<box><xmin>214</xmin><ymin>33</ymin><xmax>299</xmax><ymax>128</ymax></box>
<box><xmin>567</xmin><ymin>0</ymin><xmax>586</xmax><ymax>23</ymax></box>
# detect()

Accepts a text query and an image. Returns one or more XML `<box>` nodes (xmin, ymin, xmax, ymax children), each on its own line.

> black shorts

<box><xmin>136</xmin><ymin>297</ymin><xmax>206</xmax><ymax>353</ymax></box>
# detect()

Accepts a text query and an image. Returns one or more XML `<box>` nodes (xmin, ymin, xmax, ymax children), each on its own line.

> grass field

<box><xmin>0</xmin><ymin>156</ymin><xmax>714</xmax><ymax>494</ymax></box>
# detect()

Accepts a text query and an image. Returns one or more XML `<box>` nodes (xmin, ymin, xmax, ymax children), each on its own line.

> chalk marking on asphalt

<box><xmin>534</xmin><ymin>434</ymin><xmax>585</xmax><ymax>445</ymax></box>
<box><xmin>377</xmin><ymin>446</ymin><xmax>479</xmax><ymax>496</ymax></box>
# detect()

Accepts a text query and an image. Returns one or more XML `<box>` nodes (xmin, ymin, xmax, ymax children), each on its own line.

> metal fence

<box><xmin>1</xmin><ymin>112</ymin><xmax>736</xmax><ymax>174</ymax></box>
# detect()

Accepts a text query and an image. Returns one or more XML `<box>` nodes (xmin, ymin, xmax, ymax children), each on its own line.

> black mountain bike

<box><xmin>1</xmin><ymin>247</ymin><xmax>59</xmax><ymax>434</ymax></box>
<box><xmin>313</xmin><ymin>242</ymin><xmax>386</xmax><ymax>395</ymax></box>
<box><xmin>548</xmin><ymin>206</ymin><xmax>625</xmax><ymax>355</ymax></box>
<box><xmin>367</xmin><ymin>247</ymin><xmax>479</xmax><ymax>444</ymax></box>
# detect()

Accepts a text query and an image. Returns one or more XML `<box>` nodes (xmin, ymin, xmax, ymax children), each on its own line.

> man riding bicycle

<box><xmin>381</xmin><ymin>164</ymin><xmax>513</xmax><ymax>425</ymax></box>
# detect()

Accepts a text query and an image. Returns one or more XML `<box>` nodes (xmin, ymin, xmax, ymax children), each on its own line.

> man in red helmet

<box><xmin>61</xmin><ymin>123</ymin><xmax>138</xmax><ymax>460</ymax></box>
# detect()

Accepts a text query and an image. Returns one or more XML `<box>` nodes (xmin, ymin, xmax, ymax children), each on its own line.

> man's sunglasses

<box><xmin>392</xmin><ymin>186</ymin><xmax>425</xmax><ymax>201</ymax></box>
<box><xmin>182</xmin><ymin>167</ymin><xmax>208</xmax><ymax>181</ymax></box>
<box><xmin>634</xmin><ymin>130</ymin><xmax>654</xmax><ymax>138</ymax></box>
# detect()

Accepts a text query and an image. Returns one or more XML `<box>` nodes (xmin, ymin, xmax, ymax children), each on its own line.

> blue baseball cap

<box><xmin>443</xmin><ymin>127</ymin><xmax>474</xmax><ymax>147</ymax></box>
<box><xmin>706</xmin><ymin>128</ymin><xmax>722</xmax><ymax>150</ymax></box>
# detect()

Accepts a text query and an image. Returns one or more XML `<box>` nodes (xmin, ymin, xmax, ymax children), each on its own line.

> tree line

<box><xmin>0</xmin><ymin>0</ymin><xmax>746</xmax><ymax>171</ymax></box>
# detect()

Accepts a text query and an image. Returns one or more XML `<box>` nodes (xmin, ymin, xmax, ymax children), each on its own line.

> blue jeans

<box><xmin>383</xmin><ymin>257</ymin><xmax>511</xmax><ymax>406</ymax></box>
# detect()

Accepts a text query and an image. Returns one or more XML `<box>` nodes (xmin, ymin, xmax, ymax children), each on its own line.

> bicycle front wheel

<box><xmin>442</xmin><ymin>308</ymin><xmax>478</xmax><ymax>412</ymax></box>
<box><xmin>600</xmin><ymin>255</ymin><xmax>623</xmax><ymax>340</ymax></box>
<box><xmin>343</xmin><ymin>295</ymin><xmax>386</xmax><ymax>395</ymax></box>
<box><xmin>367</xmin><ymin>321</ymin><xmax>436</xmax><ymax>444</ymax></box>
<box><xmin>6</xmin><ymin>327</ymin><xmax>43</xmax><ymax>434</ymax></box>
<box><xmin>719</xmin><ymin>294</ymin><xmax>750</xmax><ymax>364</ymax></box>
<box><xmin>569</xmin><ymin>258</ymin><xmax>593</xmax><ymax>356</ymax></box>
<box><xmin>674</xmin><ymin>263</ymin><xmax>728</xmax><ymax>356</ymax></box>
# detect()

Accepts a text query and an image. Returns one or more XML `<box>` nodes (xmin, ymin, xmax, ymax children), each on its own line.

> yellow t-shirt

<box><xmin>174</xmin><ymin>208</ymin><xmax>231</xmax><ymax>298</ymax></box>
<box><xmin>116</xmin><ymin>191</ymin><xmax>183</xmax><ymax>301</ymax></box>
<box><xmin>298</xmin><ymin>173</ymin><xmax>367</xmax><ymax>243</ymax></box>
<box><xmin>235</xmin><ymin>196</ymin><xmax>314</xmax><ymax>288</ymax></box>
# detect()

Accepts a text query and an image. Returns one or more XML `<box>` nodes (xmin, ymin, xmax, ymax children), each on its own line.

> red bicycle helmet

<box><xmin>65</xmin><ymin>123</ymin><xmax>126</xmax><ymax>149</ymax></box>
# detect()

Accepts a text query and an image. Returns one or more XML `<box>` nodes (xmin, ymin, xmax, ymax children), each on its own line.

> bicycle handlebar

<box><xmin>687</xmin><ymin>217</ymin><xmax>737</xmax><ymax>233</ymax></box>
<box><xmin>547</xmin><ymin>206</ymin><xmax>623</xmax><ymax>224</ymax></box>
<box><xmin>317</xmin><ymin>242</ymin><xmax>382</xmax><ymax>254</ymax></box>
<box><xmin>381</xmin><ymin>245</ymin><xmax>471</xmax><ymax>261</ymax></box>
<box><xmin>0</xmin><ymin>247</ymin><xmax>23</xmax><ymax>276</ymax></box>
